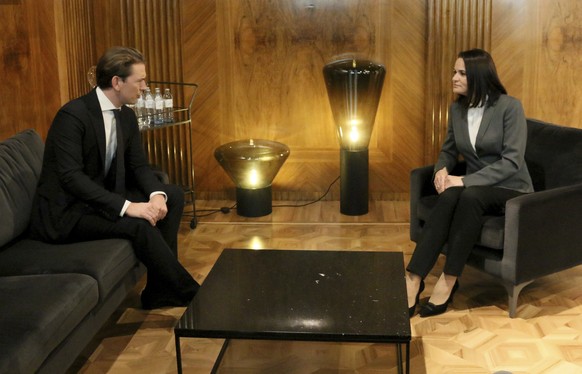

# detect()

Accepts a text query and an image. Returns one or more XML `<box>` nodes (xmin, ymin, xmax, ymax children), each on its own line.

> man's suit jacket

<box><xmin>434</xmin><ymin>94</ymin><xmax>534</xmax><ymax>193</ymax></box>
<box><xmin>30</xmin><ymin>89</ymin><xmax>165</xmax><ymax>242</ymax></box>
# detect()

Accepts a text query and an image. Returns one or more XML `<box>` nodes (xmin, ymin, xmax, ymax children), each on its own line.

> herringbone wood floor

<box><xmin>73</xmin><ymin>201</ymin><xmax>582</xmax><ymax>374</ymax></box>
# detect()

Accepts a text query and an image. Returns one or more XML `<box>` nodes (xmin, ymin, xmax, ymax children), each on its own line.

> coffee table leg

<box><xmin>395</xmin><ymin>342</ymin><xmax>411</xmax><ymax>374</ymax></box>
<box><xmin>210</xmin><ymin>339</ymin><xmax>231</xmax><ymax>374</ymax></box>
<box><xmin>396</xmin><ymin>343</ymin><xmax>403</xmax><ymax>374</ymax></box>
<box><xmin>175</xmin><ymin>335</ymin><xmax>182</xmax><ymax>374</ymax></box>
<box><xmin>405</xmin><ymin>341</ymin><xmax>410</xmax><ymax>374</ymax></box>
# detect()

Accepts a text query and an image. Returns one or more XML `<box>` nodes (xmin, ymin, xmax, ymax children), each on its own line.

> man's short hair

<box><xmin>96</xmin><ymin>46</ymin><xmax>145</xmax><ymax>89</ymax></box>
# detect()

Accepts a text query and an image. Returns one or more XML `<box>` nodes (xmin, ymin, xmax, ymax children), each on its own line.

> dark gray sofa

<box><xmin>0</xmin><ymin>129</ymin><xmax>145</xmax><ymax>373</ymax></box>
<box><xmin>410</xmin><ymin>118</ymin><xmax>582</xmax><ymax>317</ymax></box>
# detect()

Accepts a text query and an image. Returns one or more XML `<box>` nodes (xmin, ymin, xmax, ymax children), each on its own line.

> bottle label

<box><xmin>164</xmin><ymin>99</ymin><xmax>173</xmax><ymax>108</ymax></box>
<box><xmin>155</xmin><ymin>101</ymin><xmax>164</xmax><ymax>110</ymax></box>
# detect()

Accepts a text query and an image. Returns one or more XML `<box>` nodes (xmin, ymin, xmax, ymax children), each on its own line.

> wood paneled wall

<box><xmin>56</xmin><ymin>0</ymin><xmax>94</xmax><ymax>101</ymax></box>
<box><xmin>183</xmin><ymin>0</ymin><xmax>427</xmax><ymax>200</ymax></box>
<box><xmin>425</xmin><ymin>0</ymin><xmax>492</xmax><ymax>163</ymax></box>
<box><xmin>1</xmin><ymin>0</ymin><xmax>581</xmax><ymax>201</ymax></box>
<box><xmin>491</xmin><ymin>0</ymin><xmax>582</xmax><ymax>128</ymax></box>
<box><xmin>0</xmin><ymin>0</ymin><xmax>62</xmax><ymax>139</ymax></box>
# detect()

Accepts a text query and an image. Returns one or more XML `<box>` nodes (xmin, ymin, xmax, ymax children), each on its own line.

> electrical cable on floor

<box><xmin>183</xmin><ymin>203</ymin><xmax>237</xmax><ymax>219</ymax></box>
<box><xmin>184</xmin><ymin>176</ymin><xmax>340</xmax><ymax>219</ymax></box>
<box><xmin>272</xmin><ymin>176</ymin><xmax>340</xmax><ymax>208</ymax></box>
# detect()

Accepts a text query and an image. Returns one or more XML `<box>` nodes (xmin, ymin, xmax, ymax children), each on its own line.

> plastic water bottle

<box><xmin>154</xmin><ymin>88</ymin><xmax>164</xmax><ymax>125</ymax></box>
<box><xmin>144</xmin><ymin>87</ymin><xmax>154</xmax><ymax>125</ymax></box>
<box><xmin>163</xmin><ymin>88</ymin><xmax>174</xmax><ymax>123</ymax></box>
<box><xmin>135</xmin><ymin>92</ymin><xmax>146</xmax><ymax>128</ymax></box>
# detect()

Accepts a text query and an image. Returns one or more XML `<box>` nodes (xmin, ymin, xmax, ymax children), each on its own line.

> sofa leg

<box><xmin>504</xmin><ymin>281</ymin><xmax>533</xmax><ymax>318</ymax></box>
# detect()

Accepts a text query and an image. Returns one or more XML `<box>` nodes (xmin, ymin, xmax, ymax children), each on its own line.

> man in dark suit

<box><xmin>29</xmin><ymin>46</ymin><xmax>199</xmax><ymax>309</ymax></box>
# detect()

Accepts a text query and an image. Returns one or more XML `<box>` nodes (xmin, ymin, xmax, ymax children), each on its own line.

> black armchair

<box><xmin>410</xmin><ymin>119</ymin><xmax>582</xmax><ymax>317</ymax></box>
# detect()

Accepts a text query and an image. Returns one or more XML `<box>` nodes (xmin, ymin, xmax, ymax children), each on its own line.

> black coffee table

<box><xmin>174</xmin><ymin>249</ymin><xmax>411</xmax><ymax>373</ymax></box>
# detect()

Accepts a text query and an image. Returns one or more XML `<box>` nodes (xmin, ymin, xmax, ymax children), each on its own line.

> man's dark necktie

<box><xmin>112</xmin><ymin>109</ymin><xmax>125</xmax><ymax>194</ymax></box>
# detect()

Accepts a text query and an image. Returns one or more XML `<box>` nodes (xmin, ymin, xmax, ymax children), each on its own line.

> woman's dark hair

<box><xmin>96</xmin><ymin>46</ymin><xmax>145</xmax><ymax>89</ymax></box>
<box><xmin>456</xmin><ymin>49</ymin><xmax>507</xmax><ymax>108</ymax></box>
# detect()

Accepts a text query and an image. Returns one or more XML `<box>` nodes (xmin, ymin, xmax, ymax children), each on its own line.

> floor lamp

<box><xmin>323</xmin><ymin>59</ymin><xmax>386</xmax><ymax>215</ymax></box>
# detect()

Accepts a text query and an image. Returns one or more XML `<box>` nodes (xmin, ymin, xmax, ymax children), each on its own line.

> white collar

<box><xmin>96</xmin><ymin>87</ymin><xmax>119</xmax><ymax>112</ymax></box>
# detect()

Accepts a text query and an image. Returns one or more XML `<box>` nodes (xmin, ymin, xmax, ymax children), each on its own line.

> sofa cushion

<box><xmin>478</xmin><ymin>216</ymin><xmax>505</xmax><ymax>250</ymax></box>
<box><xmin>526</xmin><ymin>119</ymin><xmax>582</xmax><ymax>191</ymax></box>
<box><xmin>0</xmin><ymin>273</ymin><xmax>98</xmax><ymax>374</ymax></box>
<box><xmin>0</xmin><ymin>129</ymin><xmax>44</xmax><ymax>248</ymax></box>
<box><xmin>418</xmin><ymin>195</ymin><xmax>505</xmax><ymax>250</ymax></box>
<box><xmin>0</xmin><ymin>238</ymin><xmax>139</xmax><ymax>301</ymax></box>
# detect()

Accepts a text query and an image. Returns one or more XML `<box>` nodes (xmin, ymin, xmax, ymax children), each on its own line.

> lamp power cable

<box><xmin>183</xmin><ymin>176</ymin><xmax>340</xmax><ymax>219</ymax></box>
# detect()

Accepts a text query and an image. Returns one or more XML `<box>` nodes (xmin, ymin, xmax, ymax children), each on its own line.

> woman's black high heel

<box><xmin>408</xmin><ymin>280</ymin><xmax>425</xmax><ymax>317</ymax></box>
<box><xmin>419</xmin><ymin>281</ymin><xmax>459</xmax><ymax>317</ymax></box>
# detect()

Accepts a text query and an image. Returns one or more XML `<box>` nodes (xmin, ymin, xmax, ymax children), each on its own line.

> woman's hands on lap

<box><xmin>434</xmin><ymin>167</ymin><xmax>464</xmax><ymax>193</ymax></box>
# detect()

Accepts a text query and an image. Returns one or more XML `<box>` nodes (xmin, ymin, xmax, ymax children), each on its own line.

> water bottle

<box><xmin>163</xmin><ymin>88</ymin><xmax>174</xmax><ymax>123</ymax></box>
<box><xmin>135</xmin><ymin>92</ymin><xmax>146</xmax><ymax>128</ymax></box>
<box><xmin>154</xmin><ymin>88</ymin><xmax>164</xmax><ymax>125</ymax></box>
<box><xmin>144</xmin><ymin>87</ymin><xmax>154</xmax><ymax>125</ymax></box>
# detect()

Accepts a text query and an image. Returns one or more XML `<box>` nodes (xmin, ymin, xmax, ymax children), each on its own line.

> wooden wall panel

<box><xmin>183</xmin><ymin>0</ymin><xmax>427</xmax><ymax>200</ymax></box>
<box><xmin>2</xmin><ymin>0</ymin><xmax>582</xmax><ymax>201</ymax></box>
<box><xmin>425</xmin><ymin>0</ymin><xmax>492</xmax><ymax>163</ymax></box>
<box><xmin>114</xmin><ymin>0</ymin><xmax>193</xmax><ymax>188</ymax></box>
<box><xmin>492</xmin><ymin>0</ymin><xmax>582</xmax><ymax>128</ymax></box>
<box><xmin>58</xmin><ymin>0</ymin><xmax>95</xmax><ymax>100</ymax></box>
<box><xmin>91</xmin><ymin>0</ymin><xmax>193</xmax><ymax>188</ymax></box>
<box><xmin>0</xmin><ymin>0</ymin><xmax>61</xmax><ymax>139</ymax></box>
<box><xmin>119</xmin><ymin>0</ymin><xmax>183</xmax><ymax>83</ymax></box>
<box><xmin>180</xmin><ymin>0</ymin><xmax>224</xmax><ymax>199</ymax></box>
<box><xmin>377</xmin><ymin>0</ymin><xmax>427</xmax><ymax>195</ymax></box>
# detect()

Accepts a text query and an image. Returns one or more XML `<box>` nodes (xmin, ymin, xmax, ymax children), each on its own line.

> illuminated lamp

<box><xmin>215</xmin><ymin>139</ymin><xmax>290</xmax><ymax>217</ymax></box>
<box><xmin>323</xmin><ymin>59</ymin><xmax>386</xmax><ymax>215</ymax></box>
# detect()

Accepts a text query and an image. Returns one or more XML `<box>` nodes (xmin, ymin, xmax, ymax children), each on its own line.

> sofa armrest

<box><xmin>410</xmin><ymin>165</ymin><xmax>436</xmax><ymax>241</ymax></box>
<box><xmin>502</xmin><ymin>183</ymin><xmax>582</xmax><ymax>284</ymax></box>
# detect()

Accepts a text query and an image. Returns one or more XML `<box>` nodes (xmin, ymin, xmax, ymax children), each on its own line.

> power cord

<box><xmin>187</xmin><ymin>203</ymin><xmax>237</xmax><ymax>218</ymax></box>
<box><xmin>272</xmin><ymin>176</ymin><xmax>340</xmax><ymax>208</ymax></box>
<box><xmin>185</xmin><ymin>176</ymin><xmax>340</xmax><ymax>219</ymax></box>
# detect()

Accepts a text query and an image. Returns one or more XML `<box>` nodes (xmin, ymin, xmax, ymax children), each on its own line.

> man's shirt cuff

<box><xmin>150</xmin><ymin>191</ymin><xmax>167</xmax><ymax>201</ymax></box>
<box><xmin>119</xmin><ymin>192</ymin><xmax>167</xmax><ymax>217</ymax></box>
<box><xmin>120</xmin><ymin>200</ymin><xmax>131</xmax><ymax>217</ymax></box>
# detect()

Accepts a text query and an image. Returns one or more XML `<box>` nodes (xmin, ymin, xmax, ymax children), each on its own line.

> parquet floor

<box><xmin>73</xmin><ymin>200</ymin><xmax>582</xmax><ymax>374</ymax></box>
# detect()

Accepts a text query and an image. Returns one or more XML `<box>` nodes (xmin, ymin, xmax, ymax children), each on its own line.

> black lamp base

<box><xmin>340</xmin><ymin>148</ymin><xmax>369</xmax><ymax>215</ymax></box>
<box><xmin>236</xmin><ymin>186</ymin><xmax>272</xmax><ymax>217</ymax></box>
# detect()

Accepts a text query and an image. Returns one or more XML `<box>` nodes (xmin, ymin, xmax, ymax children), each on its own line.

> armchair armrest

<box><xmin>502</xmin><ymin>183</ymin><xmax>582</xmax><ymax>284</ymax></box>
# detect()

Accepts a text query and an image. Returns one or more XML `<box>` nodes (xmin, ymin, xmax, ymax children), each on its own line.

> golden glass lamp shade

<box><xmin>323</xmin><ymin>59</ymin><xmax>386</xmax><ymax>151</ymax></box>
<box><xmin>323</xmin><ymin>59</ymin><xmax>386</xmax><ymax>215</ymax></box>
<box><xmin>215</xmin><ymin>139</ymin><xmax>290</xmax><ymax>217</ymax></box>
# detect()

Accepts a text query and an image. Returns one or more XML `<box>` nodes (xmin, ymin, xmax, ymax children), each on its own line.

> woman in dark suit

<box><xmin>406</xmin><ymin>49</ymin><xmax>533</xmax><ymax>317</ymax></box>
